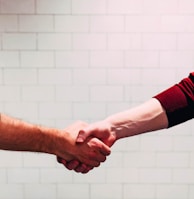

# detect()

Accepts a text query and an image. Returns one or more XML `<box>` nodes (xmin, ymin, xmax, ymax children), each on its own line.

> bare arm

<box><xmin>107</xmin><ymin>98</ymin><xmax>168</xmax><ymax>141</ymax></box>
<box><xmin>66</xmin><ymin>73</ymin><xmax>193</xmax><ymax>172</ymax></box>
<box><xmin>0</xmin><ymin>114</ymin><xmax>110</xmax><ymax>170</ymax></box>
<box><xmin>62</xmin><ymin>98</ymin><xmax>168</xmax><ymax>171</ymax></box>
<box><xmin>77</xmin><ymin>98</ymin><xmax>168</xmax><ymax>146</ymax></box>
<box><xmin>77</xmin><ymin>72</ymin><xmax>194</xmax><ymax>145</ymax></box>
<box><xmin>0</xmin><ymin>113</ymin><xmax>57</xmax><ymax>153</ymax></box>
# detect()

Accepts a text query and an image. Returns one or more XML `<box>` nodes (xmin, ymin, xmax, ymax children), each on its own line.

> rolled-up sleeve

<box><xmin>154</xmin><ymin>72</ymin><xmax>194</xmax><ymax>127</ymax></box>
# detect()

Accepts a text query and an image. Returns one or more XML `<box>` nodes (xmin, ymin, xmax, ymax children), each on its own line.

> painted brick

<box><xmin>141</xmin><ymin>69</ymin><xmax>176</xmax><ymax>86</ymax></box>
<box><xmin>56</xmin><ymin>51</ymin><xmax>89</xmax><ymax>68</ymax></box>
<box><xmin>161</xmin><ymin>16</ymin><xmax>194</xmax><ymax>32</ymax></box>
<box><xmin>40</xmin><ymin>168</ymin><xmax>72</xmax><ymax>183</ymax></box>
<box><xmin>72</xmin><ymin>0</ymin><xmax>106</xmax><ymax>14</ymax></box>
<box><xmin>104</xmin><ymin>152</ymin><xmax>123</xmax><ymax>168</ymax></box>
<box><xmin>140</xmin><ymin>168</ymin><xmax>172</xmax><ymax>183</ymax></box>
<box><xmin>143</xmin><ymin>0</ymin><xmax>179</xmax><ymax>14</ymax></box>
<box><xmin>173</xmin><ymin>136</ymin><xmax>194</xmax><ymax>152</ymax></box>
<box><xmin>19</xmin><ymin>15</ymin><xmax>54</xmax><ymax>32</ymax></box>
<box><xmin>56</xmin><ymin>86</ymin><xmax>89</xmax><ymax>102</ymax></box>
<box><xmin>73</xmin><ymin>69</ymin><xmax>106</xmax><ymax>85</ymax></box>
<box><xmin>38</xmin><ymin>69</ymin><xmax>72</xmax><ymax>85</ymax></box>
<box><xmin>142</xmin><ymin>33</ymin><xmax>177</xmax><ymax>50</ymax></box>
<box><xmin>36</xmin><ymin>0</ymin><xmax>71</xmax><ymax>14</ymax></box>
<box><xmin>178</xmin><ymin>34</ymin><xmax>194</xmax><ymax>50</ymax></box>
<box><xmin>72</xmin><ymin>102</ymin><xmax>106</xmax><ymax>119</ymax></box>
<box><xmin>0</xmin><ymin>70</ymin><xmax>3</xmax><ymax>84</ymax></box>
<box><xmin>0</xmin><ymin>86</ymin><xmax>20</xmax><ymax>102</ymax></box>
<box><xmin>156</xmin><ymin>152</ymin><xmax>189</xmax><ymax>167</ymax></box>
<box><xmin>0</xmin><ymin>0</ymin><xmax>35</xmax><ymax>14</ymax></box>
<box><xmin>4</xmin><ymin>102</ymin><xmax>38</xmax><ymax>119</ymax></box>
<box><xmin>125</xmin><ymin>51</ymin><xmax>159</xmax><ymax>68</ymax></box>
<box><xmin>125</xmin><ymin>85</ymin><xmax>163</xmax><ymax>102</ymax></box>
<box><xmin>8</xmin><ymin>168</ymin><xmax>39</xmax><ymax>183</ymax></box>
<box><xmin>38</xmin><ymin>33</ymin><xmax>72</xmax><ymax>50</ymax></box>
<box><xmin>0</xmin><ymin>15</ymin><xmax>18</xmax><ymax>32</ymax></box>
<box><xmin>0</xmin><ymin>51</ymin><xmax>20</xmax><ymax>67</ymax></box>
<box><xmin>39</xmin><ymin>102</ymin><xmax>72</xmax><ymax>119</ymax></box>
<box><xmin>156</xmin><ymin>185</ymin><xmax>188</xmax><ymax>199</ymax></box>
<box><xmin>90</xmin><ymin>16</ymin><xmax>124</xmax><ymax>33</ymax></box>
<box><xmin>107</xmin><ymin>102</ymin><xmax>132</xmax><ymax>115</ymax></box>
<box><xmin>173</xmin><ymin>169</ymin><xmax>194</xmax><ymax>183</ymax></box>
<box><xmin>22</xmin><ymin>86</ymin><xmax>55</xmax><ymax>101</ymax></box>
<box><xmin>0</xmin><ymin>151</ymin><xmax>22</xmax><ymax>167</ymax></box>
<box><xmin>3</xmin><ymin>33</ymin><xmax>36</xmax><ymax>50</ymax></box>
<box><xmin>21</xmin><ymin>51</ymin><xmax>54</xmax><ymax>68</ymax></box>
<box><xmin>108</xmin><ymin>33</ymin><xmax>141</xmax><ymax>50</ymax></box>
<box><xmin>112</xmin><ymin>136</ymin><xmax>140</xmax><ymax>152</ymax></box>
<box><xmin>160</xmin><ymin>51</ymin><xmax>194</xmax><ymax>68</ymax></box>
<box><xmin>189</xmin><ymin>185</ymin><xmax>194</xmax><ymax>199</ymax></box>
<box><xmin>23</xmin><ymin>153</ymin><xmax>56</xmax><ymax>168</ymax></box>
<box><xmin>73</xmin><ymin>33</ymin><xmax>107</xmax><ymax>50</ymax></box>
<box><xmin>55</xmin><ymin>16</ymin><xmax>89</xmax><ymax>32</ymax></box>
<box><xmin>140</xmin><ymin>135</ymin><xmax>173</xmax><ymax>151</ymax></box>
<box><xmin>107</xmin><ymin>0</ymin><xmax>143</xmax><ymax>14</ymax></box>
<box><xmin>91</xmin><ymin>184</ymin><xmax>122</xmax><ymax>199</ymax></box>
<box><xmin>179</xmin><ymin>0</ymin><xmax>194</xmax><ymax>14</ymax></box>
<box><xmin>124</xmin><ymin>152</ymin><xmax>156</xmax><ymax>168</ymax></box>
<box><xmin>4</xmin><ymin>69</ymin><xmax>37</xmax><ymax>85</ymax></box>
<box><xmin>24</xmin><ymin>184</ymin><xmax>56</xmax><ymax>199</ymax></box>
<box><xmin>169</xmin><ymin>121</ymin><xmax>192</xmax><ymax>136</ymax></box>
<box><xmin>126</xmin><ymin>16</ymin><xmax>161</xmax><ymax>32</ymax></box>
<box><xmin>90</xmin><ymin>86</ymin><xmax>123</xmax><ymax>102</ymax></box>
<box><xmin>124</xmin><ymin>184</ymin><xmax>155</xmax><ymax>199</ymax></box>
<box><xmin>190</xmin><ymin>152</ymin><xmax>194</xmax><ymax>167</ymax></box>
<box><xmin>107</xmin><ymin>168</ymin><xmax>139</xmax><ymax>183</ymax></box>
<box><xmin>90</xmin><ymin>51</ymin><xmax>124</xmax><ymax>68</ymax></box>
<box><xmin>57</xmin><ymin>184</ymin><xmax>90</xmax><ymax>199</ymax></box>
<box><xmin>107</xmin><ymin>69</ymin><xmax>141</xmax><ymax>85</ymax></box>
<box><xmin>0</xmin><ymin>184</ymin><xmax>23</xmax><ymax>199</ymax></box>
<box><xmin>73</xmin><ymin>168</ymin><xmax>106</xmax><ymax>183</ymax></box>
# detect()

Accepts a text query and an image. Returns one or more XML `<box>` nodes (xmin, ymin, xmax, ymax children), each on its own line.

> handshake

<box><xmin>55</xmin><ymin>98</ymin><xmax>169</xmax><ymax>174</ymax></box>
<box><xmin>56</xmin><ymin>120</ymin><xmax>117</xmax><ymax>174</ymax></box>
<box><xmin>0</xmin><ymin>98</ymin><xmax>169</xmax><ymax>174</ymax></box>
<box><xmin>0</xmin><ymin>73</ymin><xmax>192</xmax><ymax>173</ymax></box>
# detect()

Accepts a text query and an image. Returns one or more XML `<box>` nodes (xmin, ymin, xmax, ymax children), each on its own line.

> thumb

<box><xmin>76</xmin><ymin>129</ymin><xmax>90</xmax><ymax>143</ymax></box>
<box><xmin>76</xmin><ymin>123</ymin><xmax>104</xmax><ymax>143</ymax></box>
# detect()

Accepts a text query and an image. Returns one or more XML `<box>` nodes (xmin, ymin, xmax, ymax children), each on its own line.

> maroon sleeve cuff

<box><xmin>154</xmin><ymin>73</ymin><xmax>194</xmax><ymax>128</ymax></box>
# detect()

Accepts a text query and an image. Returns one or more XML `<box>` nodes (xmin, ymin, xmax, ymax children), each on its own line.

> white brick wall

<box><xmin>0</xmin><ymin>0</ymin><xmax>193</xmax><ymax>199</ymax></box>
<box><xmin>3</xmin><ymin>33</ymin><xmax>36</xmax><ymax>50</ymax></box>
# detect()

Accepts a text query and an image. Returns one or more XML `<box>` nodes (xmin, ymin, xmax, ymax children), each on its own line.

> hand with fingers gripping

<box><xmin>56</xmin><ymin>121</ymin><xmax>111</xmax><ymax>173</ymax></box>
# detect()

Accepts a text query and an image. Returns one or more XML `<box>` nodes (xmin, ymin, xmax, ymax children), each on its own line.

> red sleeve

<box><xmin>154</xmin><ymin>72</ymin><xmax>194</xmax><ymax>127</ymax></box>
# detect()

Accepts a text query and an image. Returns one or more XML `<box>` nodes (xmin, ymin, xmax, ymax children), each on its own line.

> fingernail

<box><xmin>76</xmin><ymin>137</ymin><xmax>84</xmax><ymax>143</ymax></box>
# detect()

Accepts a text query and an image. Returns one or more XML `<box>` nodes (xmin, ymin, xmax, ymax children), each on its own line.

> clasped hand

<box><xmin>57</xmin><ymin>120</ymin><xmax>116</xmax><ymax>174</ymax></box>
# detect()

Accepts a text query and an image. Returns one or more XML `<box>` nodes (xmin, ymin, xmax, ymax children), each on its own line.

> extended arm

<box><xmin>62</xmin><ymin>72</ymin><xmax>194</xmax><ymax>171</ymax></box>
<box><xmin>0</xmin><ymin>113</ymin><xmax>57</xmax><ymax>153</ymax></box>
<box><xmin>0</xmin><ymin>114</ymin><xmax>110</xmax><ymax>172</ymax></box>
<box><xmin>77</xmin><ymin>98</ymin><xmax>168</xmax><ymax>147</ymax></box>
<box><xmin>77</xmin><ymin>72</ymin><xmax>194</xmax><ymax>145</ymax></box>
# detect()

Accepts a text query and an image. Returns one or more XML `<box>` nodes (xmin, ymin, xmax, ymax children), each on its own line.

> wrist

<box><xmin>104</xmin><ymin>117</ymin><xmax>124</xmax><ymax>141</ymax></box>
<box><xmin>36</xmin><ymin>126</ymin><xmax>67</xmax><ymax>157</ymax></box>
<box><xmin>50</xmin><ymin>129</ymin><xmax>77</xmax><ymax>161</ymax></box>
<box><xmin>105</xmin><ymin>98</ymin><xmax>169</xmax><ymax>140</ymax></box>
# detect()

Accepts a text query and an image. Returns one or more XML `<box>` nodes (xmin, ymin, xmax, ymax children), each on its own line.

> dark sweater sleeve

<box><xmin>154</xmin><ymin>72</ymin><xmax>194</xmax><ymax>128</ymax></box>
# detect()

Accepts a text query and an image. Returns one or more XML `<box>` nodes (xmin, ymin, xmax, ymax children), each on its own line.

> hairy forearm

<box><xmin>0</xmin><ymin>113</ymin><xmax>64</xmax><ymax>155</ymax></box>
<box><xmin>105</xmin><ymin>98</ymin><xmax>169</xmax><ymax>140</ymax></box>
<box><xmin>0</xmin><ymin>114</ymin><xmax>109</xmax><ymax>168</ymax></box>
